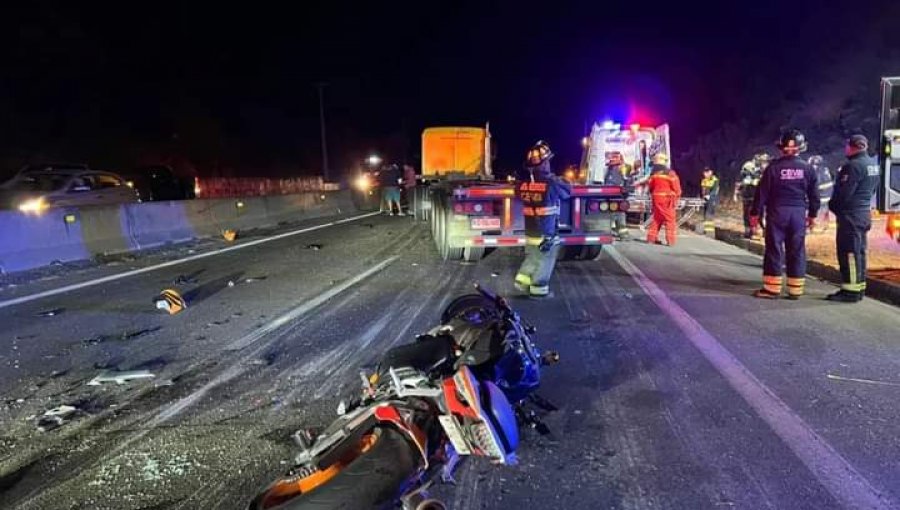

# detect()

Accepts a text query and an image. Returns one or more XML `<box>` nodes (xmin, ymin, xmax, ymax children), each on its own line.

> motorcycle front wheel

<box><xmin>248</xmin><ymin>427</ymin><xmax>420</xmax><ymax>510</ymax></box>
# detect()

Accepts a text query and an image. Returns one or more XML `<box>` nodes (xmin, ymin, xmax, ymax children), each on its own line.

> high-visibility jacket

<box><xmin>701</xmin><ymin>174</ymin><xmax>720</xmax><ymax>204</ymax></box>
<box><xmin>646</xmin><ymin>165</ymin><xmax>681</xmax><ymax>200</ymax></box>
<box><xmin>516</xmin><ymin>162</ymin><xmax>571</xmax><ymax>238</ymax></box>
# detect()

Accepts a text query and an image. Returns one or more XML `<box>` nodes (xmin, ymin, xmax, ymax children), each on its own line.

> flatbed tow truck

<box><xmin>412</xmin><ymin>126</ymin><xmax>630</xmax><ymax>261</ymax></box>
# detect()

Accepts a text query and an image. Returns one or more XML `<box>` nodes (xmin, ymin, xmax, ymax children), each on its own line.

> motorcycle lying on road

<box><xmin>248</xmin><ymin>285</ymin><xmax>560</xmax><ymax>510</ymax></box>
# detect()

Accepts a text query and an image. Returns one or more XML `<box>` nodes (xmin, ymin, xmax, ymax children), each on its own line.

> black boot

<box><xmin>826</xmin><ymin>290</ymin><xmax>862</xmax><ymax>303</ymax></box>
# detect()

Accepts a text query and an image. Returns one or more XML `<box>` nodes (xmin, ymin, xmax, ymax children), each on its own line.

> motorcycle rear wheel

<box><xmin>248</xmin><ymin>427</ymin><xmax>420</xmax><ymax>510</ymax></box>
<box><xmin>441</xmin><ymin>293</ymin><xmax>499</xmax><ymax>325</ymax></box>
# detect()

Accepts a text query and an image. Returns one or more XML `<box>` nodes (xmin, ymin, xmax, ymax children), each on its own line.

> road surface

<box><xmin>1</xmin><ymin>213</ymin><xmax>898</xmax><ymax>510</ymax></box>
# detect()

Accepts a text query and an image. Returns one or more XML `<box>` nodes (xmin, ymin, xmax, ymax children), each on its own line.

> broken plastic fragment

<box><xmin>36</xmin><ymin>308</ymin><xmax>65</xmax><ymax>317</ymax></box>
<box><xmin>87</xmin><ymin>370</ymin><xmax>156</xmax><ymax>386</ymax></box>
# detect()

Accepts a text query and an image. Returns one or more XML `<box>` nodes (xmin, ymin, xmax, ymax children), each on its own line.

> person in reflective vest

<box><xmin>734</xmin><ymin>160</ymin><xmax>762</xmax><ymax>238</ymax></box>
<box><xmin>700</xmin><ymin>167</ymin><xmax>720</xmax><ymax>235</ymax></box>
<box><xmin>604</xmin><ymin>152</ymin><xmax>630</xmax><ymax>239</ymax></box>
<box><xmin>645</xmin><ymin>154</ymin><xmax>681</xmax><ymax>246</ymax></box>
<box><xmin>826</xmin><ymin>135</ymin><xmax>879</xmax><ymax>303</ymax></box>
<box><xmin>808</xmin><ymin>155</ymin><xmax>834</xmax><ymax>233</ymax></box>
<box><xmin>750</xmin><ymin>129</ymin><xmax>819</xmax><ymax>299</ymax></box>
<box><xmin>514</xmin><ymin>141</ymin><xmax>571</xmax><ymax>298</ymax></box>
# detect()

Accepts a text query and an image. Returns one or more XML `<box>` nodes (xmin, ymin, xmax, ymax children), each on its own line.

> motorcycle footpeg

<box><xmin>528</xmin><ymin>393</ymin><xmax>559</xmax><ymax>412</ymax></box>
<box><xmin>540</xmin><ymin>351</ymin><xmax>560</xmax><ymax>366</ymax></box>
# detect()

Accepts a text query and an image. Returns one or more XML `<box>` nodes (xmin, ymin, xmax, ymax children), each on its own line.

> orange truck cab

<box><xmin>416</xmin><ymin>125</ymin><xmax>629</xmax><ymax>261</ymax></box>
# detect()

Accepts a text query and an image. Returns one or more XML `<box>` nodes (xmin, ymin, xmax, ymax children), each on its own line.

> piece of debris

<box><xmin>826</xmin><ymin>374</ymin><xmax>900</xmax><ymax>387</ymax></box>
<box><xmin>362</xmin><ymin>223</ymin><xmax>375</xmax><ymax>229</ymax></box>
<box><xmin>87</xmin><ymin>370</ymin><xmax>156</xmax><ymax>386</ymax></box>
<box><xmin>36</xmin><ymin>308</ymin><xmax>65</xmax><ymax>317</ymax></box>
<box><xmin>244</xmin><ymin>276</ymin><xmax>268</xmax><ymax>283</ymax></box>
<box><xmin>222</xmin><ymin>229</ymin><xmax>238</xmax><ymax>242</ymax></box>
<box><xmin>227</xmin><ymin>280</ymin><xmax>235</xmax><ymax>287</ymax></box>
<box><xmin>624</xmin><ymin>293</ymin><xmax>633</xmax><ymax>299</ymax></box>
<box><xmin>173</xmin><ymin>274</ymin><xmax>199</xmax><ymax>285</ymax></box>
<box><xmin>155</xmin><ymin>288</ymin><xmax>186</xmax><ymax>315</ymax></box>
<box><xmin>491</xmin><ymin>271</ymin><xmax>500</xmax><ymax>278</ymax></box>
<box><xmin>411</xmin><ymin>263</ymin><xmax>419</xmax><ymax>267</ymax></box>
<box><xmin>36</xmin><ymin>405</ymin><xmax>78</xmax><ymax>432</ymax></box>
<box><xmin>305</xmin><ymin>244</ymin><xmax>323</xmax><ymax>250</ymax></box>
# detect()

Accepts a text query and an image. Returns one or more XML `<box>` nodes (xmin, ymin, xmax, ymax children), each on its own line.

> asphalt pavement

<box><xmin>1</xmin><ymin>214</ymin><xmax>898</xmax><ymax>510</ymax></box>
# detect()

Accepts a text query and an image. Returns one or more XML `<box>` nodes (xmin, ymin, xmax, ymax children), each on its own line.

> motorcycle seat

<box><xmin>378</xmin><ymin>334</ymin><xmax>454</xmax><ymax>375</ymax></box>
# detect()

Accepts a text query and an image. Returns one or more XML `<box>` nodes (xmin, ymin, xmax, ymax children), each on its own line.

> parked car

<box><xmin>0</xmin><ymin>165</ymin><xmax>140</xmax><ymax>212</ymax></box>
<box><xmin>120</xmin><ymin>165</ymin><xmax>195</xmax><ymax>202</ymax></box>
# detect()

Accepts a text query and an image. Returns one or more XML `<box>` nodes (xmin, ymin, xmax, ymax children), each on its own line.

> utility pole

<box><xmin>317</xmin><ymin>82</ymin><xmax>330</xmax><ymax>182</ymax></box>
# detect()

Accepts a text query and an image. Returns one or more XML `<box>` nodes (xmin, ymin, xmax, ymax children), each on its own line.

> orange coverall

<box><xmin>646</xmin><ymin>166</ymin><xmax>682</xmax><ymax>246</ymax></box>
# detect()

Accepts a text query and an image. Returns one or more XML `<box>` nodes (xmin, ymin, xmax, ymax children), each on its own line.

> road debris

<box><xmin>83</xmin><ymin>327</ymin><xmax>162</xmax><ymax>347</ymax></box>
<box><xmin>826</xmin><ymin>374</ymin><xmax>900</xmax><ymax>387</ymax></box>
<box><xmin>491</xmin><ymin>271</ymin><xmax>500</xmax><ymax>277</ymax></box>
<box><xmin>244</xmin><ymin>276</ymin><xmax>268</xmax><ymax>283</ymax></box>
<box><xmin>223</xmin><ymin>229</ymin><xmax>238</xmax><ymax>242</ymax></box>
<box><xmin>36</xmin><ymin>405</ymin><xmax>78</xmax><ymax>431</ymax></box>
<box><xmin>227</xmin><ymin>280</ymin><xmax>235</xmax><ymax>287</ymax></box>
<box><xmin>173</xmin><ymin>274</ymin><xmax>199</xmax><ymax>285</ymax></box>
<box><xmin>155</xmin><ymin>288</ymin><xmax>186</xmax><ymax>315</ymax></box>
<box><xmin>305</xmin><ymin>243</ymin><xmax>323</xmax><ymax>250</ymax></box>
<box><xmin>88</xmin><ymin>370</ymin><xmax>156</xmax><ymax>386</ymax></box>
<box><xmin>36</xmin><ymin>308</ymin><xmax>65</xmax><ymax>317</ymax></box>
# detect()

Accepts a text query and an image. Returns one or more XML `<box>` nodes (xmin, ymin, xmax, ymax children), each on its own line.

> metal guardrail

<box><xmin>627</xmin><ymin>196</ymin><xmax>706</xmax><ymax>228</ymax></box>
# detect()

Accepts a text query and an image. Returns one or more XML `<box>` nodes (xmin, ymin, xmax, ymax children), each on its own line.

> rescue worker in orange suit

<box><xmin>700</xmin><ymin>167</ymin><xmax>720</xmax><ymax>235</ymax></box>
<box><xmin>750</xmin><ymin>129</ymin><xmax>819</xmax><ymax>299</ymax></box>
<box><xmin>645</xmin><ymin>154</ymin><xmax>681</xmax><ymax>246</ymax></box>
<box><xmin>514</xmin><ymin>141</ymin><xmax>571</xmax><ymax>298</ymax></box>
<box><xmin>604</xmin><ymin>152</ymin><xmax>630</xmax><ymax>239</ymax></box>
<box><xmin>827</xmin><ymin>135</ymin><xmax>879</xmax><ymax>303</ymax></box>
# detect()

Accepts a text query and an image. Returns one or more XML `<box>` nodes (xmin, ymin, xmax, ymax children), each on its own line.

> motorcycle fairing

<box><xmin>442</xmin><ymin>365</ymin><xmax>517</xmax><ymax>464</ymax></box>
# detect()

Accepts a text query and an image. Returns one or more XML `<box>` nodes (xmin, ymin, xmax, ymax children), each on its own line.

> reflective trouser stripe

<box><xmin>529</xmin><ymin>284</ymin><xmax>550</xmax><ymax>296</ymax></box>
<box><xmin>763</xmin><ymin>275</ymin><xmax>783</xmax><ymax>294</ymax></box>
<box><xmin>786</xmin><ymin>277</ymin><xmax>805</xmax><ymax>296</ymax></box>
<box><xmin>841</xmin><ymin>253</ymin><xmax>864</xmax><ymax>292</ymax></box>
<box><xmin>515</xmin><ymin>273</ymin><xmax>532</xmax><ymax>286</ymax></box>
<box><xmin>525</xmin><ymin>236</ymin><xmax>543</xmax><ymax>246</ymax></box>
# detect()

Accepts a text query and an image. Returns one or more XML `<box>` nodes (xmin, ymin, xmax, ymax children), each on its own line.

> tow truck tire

<box><xmin>562</xmin><ymin>245</ymin><xmax>602</xmax><ymax>261</ymax></box>
<box><xmin>248</xmin><ymin>427</ymin><xmax>419</xmax><ymax>510</ymax></box>
<box><xmin>463</xmin><ymin>246</ymin><xmax>484</xmax><ymax>262</ymax></box>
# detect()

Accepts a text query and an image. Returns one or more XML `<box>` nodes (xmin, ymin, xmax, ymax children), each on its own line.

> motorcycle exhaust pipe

<box><xmin>403</xmin><ymin>491</ymin><xmax>447</xmax><ymax>510</ymax></box>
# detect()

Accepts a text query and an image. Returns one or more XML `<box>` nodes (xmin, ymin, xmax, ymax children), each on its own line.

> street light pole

<box><xmin>317</xmin><ymin>82</ymin><xmax>330</xmax><ymax>182</ymax></box>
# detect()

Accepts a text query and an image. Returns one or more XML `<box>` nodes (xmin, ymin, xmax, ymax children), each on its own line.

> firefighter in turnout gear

<box><xmin>604</xmin><ymin>152</ymin><xmax>630</xmax><ymax>239</ymax></box>
<box><xmin>827</xmin><ymin>135</ymin><xmax>879</xmax><ymax>303</ymax></box>
<box><xmin>808</xmin><ymin>155</ymin><xmax>834</xmax><ymax>232</ymax></box>
<box><xmin>645</xmin><ymin>154</ymin><xmax>682</xmax><ymax>246</ymax></box>
<box><xmin>700</xmin><ymin>167</ymin><xmax>720</xmax><ymax>235</ymax></box>
<box><xmin>514</xmin><ymin>141</ymin><xmax>572</xmax><ymax>298</ymax></box>
<box><xmin>750</xmin><ymin>130</ymin><xmax>820</xmax><ymax>299</ymax></box>
<box><xmin>735</xmin><ymin>160</ymin><xmax>762</xmax><ymax>238</ymax></box>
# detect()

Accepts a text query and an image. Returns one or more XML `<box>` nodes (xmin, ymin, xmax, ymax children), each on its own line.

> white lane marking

<box><xmin>140</xmin><ymin>254</ymin><xmax>399</xmax><ymax>432</ymax></box>
<box><xmin>606</xmin><ymin>245</ymin><xmax>894</xmax><ymax>510</ymax></box>
<box><xmin>0</xmin><ymin>211</ymin><xmax>381</xmax><ymax>310</ymax></box>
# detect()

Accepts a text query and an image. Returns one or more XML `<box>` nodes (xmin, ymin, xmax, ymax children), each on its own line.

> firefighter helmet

<box><xmin>808</xmin><ymin>155</ymin><xmax>824</xmax><ymax>166</ymax></box>
<box><xmin>651</xmin><ymin>153</ymin><xmax>669</xmax><ymax>165</ymax></box>
<box><xmin>777</xmin><ymin>129</ymin><xmax>807</xmax><ymax>153</ymax></box>
<box><xmin>525</xmin><ymin>140</ymin><xmax>554</xmax><ymax>166</ymax></box>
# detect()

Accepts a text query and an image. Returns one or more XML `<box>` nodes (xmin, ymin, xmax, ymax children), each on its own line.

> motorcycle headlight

<box><xmin>18</xmin><ymin>197</ymin><xmax>48</xmax><ymax>214</ymax></box>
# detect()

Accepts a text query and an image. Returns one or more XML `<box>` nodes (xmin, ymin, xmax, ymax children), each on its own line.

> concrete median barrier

<box><xmin>0</xmin><ymin>190</ymin><xmax>356</xmax><ymax>274</ymax></box>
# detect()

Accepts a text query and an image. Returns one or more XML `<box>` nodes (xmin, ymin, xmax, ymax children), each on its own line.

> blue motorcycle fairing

<box><xmin>481</xmin><ymin>380</ymin><xmax>519</xmax><ymax>454</ymax></box>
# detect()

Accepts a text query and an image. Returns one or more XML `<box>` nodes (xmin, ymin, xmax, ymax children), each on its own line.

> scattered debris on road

<box><xmin>36</xmin><ymin>405</ymin><xmax>78</xmax><ymax>431</ymax></box>
<box><xmin>83</xmin><ymin>327</ymin><xmax>162</xmax><ymax>347</ymax></box>
<box><xmin>305</xmin><ymin>243</ymin><xmax>323</xmax><ymax>250</ymax></box>
<box><xmin>244</xmin><ymin>276</ymin><xmax>268</xmax><ymax>283</ymax></box>
<box><xmin>36</xmin><ymin>308</ymin><xmax>65</xmax><ymax>317</ymax></box>
<box><xmin>491</xmin><ymin>271</ymin><xmax>500</xmax><ymax>277</ymax></box>
<box><xmin>88</xmin><ymin>370</ymin><xmax>156</xmax><ymax>386</ymax></box>
<box><xmin>222</xmin><ymin>229</ymin><xmax>238</xmax><ymax>242</ymax></box>
<box><xmin>155</xmin><ymin>288</ymin><xmax>187</xmax><ymax>315</ymax></box>
<box><xmin>173</xmin><ymin>274</ymin><xmax>199</xmax><ymax>285</ymax></box>
<box><xmin>227</xmin><ymin>280</ymin><xmax>235</xmax><ymax>287</ymax></box>
<box><xmin>826</xmin><ymin>374</ymin><xmax>900</xmax><ymax>387</ymax></box>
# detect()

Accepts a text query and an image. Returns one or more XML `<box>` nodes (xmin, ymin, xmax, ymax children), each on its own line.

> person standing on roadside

<box><xmin>379</xmin><ymin>164</ymin><xmax>403</xmax><ymax>215</ymax></box>
<box><xmin>826</xmin><ymin>135</ymin><xmax>880</xmax><ymax>303</ymax></box>
<box><xmin>700</xmin><ymin>167</ymin><xmax>720</xmax><ymax>235</ymax></box>
<box><xmin>750</xmin><ymin>130</ymin><xmax>819</xmax><ymax>299</ymax></box>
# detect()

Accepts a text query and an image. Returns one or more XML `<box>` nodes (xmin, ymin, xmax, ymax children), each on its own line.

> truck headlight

<box><xmin>18</xmin><ymin>197</ymin><xmax>48</xmax><ymax>214</ymax></box>
<box><xmin>354</xmin><ymin>175</ymin><xmax>372</xmax><ymax>191</ymax></box>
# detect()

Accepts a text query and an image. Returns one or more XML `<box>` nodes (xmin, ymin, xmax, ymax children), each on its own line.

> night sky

<box><xmin>1</xmin><ymin>1</ymin><xmax>896</xmax><ymax>180</ymax></box>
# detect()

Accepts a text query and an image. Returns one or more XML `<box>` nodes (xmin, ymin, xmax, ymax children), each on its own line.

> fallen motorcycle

<box><xmin>248</xmin><ymin>284</ymin><xmax>559</xmax><ymax>510</ymax></box>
